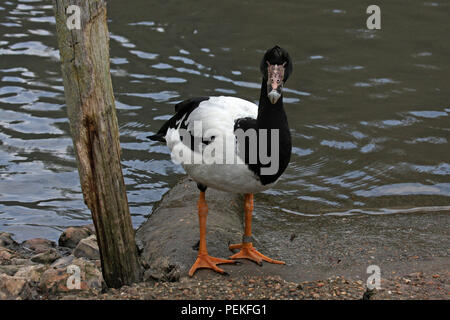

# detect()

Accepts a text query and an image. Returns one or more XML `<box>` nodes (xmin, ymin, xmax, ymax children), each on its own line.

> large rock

<box><xmin>136</xmin><ymin>177</ymin><xmax>244</xmax><ymax>277</ymax></box>
<box><xmin>0</xmin><ymin>265</ymin><xmax>21</xmax><ymax>276</ymax></box>
<box><xmin>39</xmin><ymin>268</ymin><xmax>68</xmax><ymax>294</ymax></box>
<box><xmin>14</xmin><ymin>265</ymin><xmax>46</xmax><ymax>283</ymax></box>
<box><xmin>30</xmin><ymin>248</ymin><xmax>61</xmax><ymax>264</ymax></box>
<box><xmin>0</xmin><ymin>248</ymin><xmax>14</xmax><ymax>262</ymax></box>
<box><xmin>73</xmin><ymin>235</ymin><xmax>100</xmax><ymax>260</ymax></box>
<box><xmin>0</xmin><ymin>274</ymin><xmax>33</xmax><ymax>300</ymax></box>
<box><xmin>51</xmin><ymin>255</ymin><xmax>75</xmax><ymax>269</ymax></box>
<box><xmin>39</xmin><ymin>258</ymin><xmax>103</xmax><ymax>294</ymax></box>
<box><xmin>58</xmin><ymin>225</ymin><xmax>95</xmax><ymax>249</ymax></box>
<box><xmin>22</xmin><ymin>238</ymin><xmax>56</xmax><ymax>254</ymax></box>
<box><xmin>10</xmin><ymin>258</ymin><xmax>34</xmax><ymax>266</ymax></box>
<box><xmin>0</xmin><ymin>232</ymin><xmax>18</xmax><ymax>248</ymax></box>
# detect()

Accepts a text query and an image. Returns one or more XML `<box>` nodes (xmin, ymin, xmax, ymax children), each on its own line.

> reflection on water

<box><xmin>0</xmin><ymin>0</ymin><xmax>449</xmax><ymax>242</ymax></box>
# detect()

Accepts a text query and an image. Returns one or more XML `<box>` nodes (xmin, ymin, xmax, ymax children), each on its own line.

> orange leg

<box><xmin>189</xmin><ymin>191</ymin><xmax>236</xmax><ymax>276</ymax></box>
<box><xmin>229</xmin><ymin>194</ymin><xmax>285</xmax><ymax>265</ymax></box>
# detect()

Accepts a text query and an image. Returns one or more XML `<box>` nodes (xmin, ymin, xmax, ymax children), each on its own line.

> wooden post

<box><xmin>53</xmin><ymin>0</ymin><xmax>142</xmax><ymax>287</ymax></box>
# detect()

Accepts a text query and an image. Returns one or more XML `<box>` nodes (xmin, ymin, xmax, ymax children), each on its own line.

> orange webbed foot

<box><xmin>188</xmin><ymin>254</ymin><xmax>236</xmax><ymax>277</ymax></box>
<box><xmin>228</xmin><ymin>242</ymin><xmax>285</xmax><ymax>266</ymax></box>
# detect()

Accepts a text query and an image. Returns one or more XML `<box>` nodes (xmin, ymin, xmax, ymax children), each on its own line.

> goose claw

<box><xmin>228</xmin><ymin>242</ymin><xmax>285</xmax><ymax>266</ymax></box>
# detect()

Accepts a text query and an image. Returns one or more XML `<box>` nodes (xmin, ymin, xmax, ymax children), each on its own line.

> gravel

<box><xmin>51</xmin><ymin>271</ymin><xmax>449</xmax><ymax>300</ymax></box>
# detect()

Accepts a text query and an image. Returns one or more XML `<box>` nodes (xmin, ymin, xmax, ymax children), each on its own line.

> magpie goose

<box><xmin>149</xmin><ymin>45</ymin><xmax>293</xmax><ymax>276</ymax></box>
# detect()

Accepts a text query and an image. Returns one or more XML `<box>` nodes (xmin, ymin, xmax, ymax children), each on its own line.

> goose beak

<box><xmin>268</xmin><ymin>89</ymin><xmax>281</xmax><ymax>104</ymax></box>
<box><xmin>267</xmin><ymin>80</ymin><xmax>283</xmax><ymax>104</ymax></box>
<box><xmin>266</xmin><ymin>62</ymin><xmax>286</xmax><ymax>104</ymax></box>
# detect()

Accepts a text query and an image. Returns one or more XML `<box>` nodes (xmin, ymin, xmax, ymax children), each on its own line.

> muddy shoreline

<box><xmin>136</xmin><ymin>177</ymin><xmax>449</xmax><ymax>285</ymax></box>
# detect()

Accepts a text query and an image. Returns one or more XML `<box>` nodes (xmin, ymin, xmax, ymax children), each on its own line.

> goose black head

<box><xmin>260</xmin><ymin>45</ymin><xmax>293</xmax><ymax>104</ymax></box>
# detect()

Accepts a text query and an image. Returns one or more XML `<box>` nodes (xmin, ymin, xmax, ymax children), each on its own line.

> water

<box><xmin>0</xmin><ymin>0</ymin><xmax>449</xmax><ymax>243</ymax></box>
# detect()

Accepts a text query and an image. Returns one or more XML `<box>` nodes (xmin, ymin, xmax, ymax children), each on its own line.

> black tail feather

<box><xmin>147</xmin><ymin>133</ymin><xmax>166</xmax><ymax>142</ymax></box>
<box><xmin>148</xmin><ymin>96</ymin><xmax>209</xmax><ymax>143</ymax></box>
<box><xmin>148</xmin><ymin>117</ymin><xmax>171</xmax><ymax>142</ymax></box>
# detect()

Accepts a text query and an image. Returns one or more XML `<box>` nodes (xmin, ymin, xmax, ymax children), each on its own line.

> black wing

<box><xmin>147</xmin><ymin>97</ymin><xmax>209</xmax><ymax>142</ymax></box>
<box><xmin>233</xmin><ymin>116</ymin><xmax>258</xmax><ymax>166</ymax></box>
<box><xmin>234</xmin><ymin>116</ymin><xmax>291</xmax><ymax>186</ymax></box>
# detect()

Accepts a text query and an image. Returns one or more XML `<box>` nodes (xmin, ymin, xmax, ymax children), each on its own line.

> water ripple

<box><xmin>0</xmin><ymin>0</ymin><xmax>449</xmax><ymax>241</ymax></box>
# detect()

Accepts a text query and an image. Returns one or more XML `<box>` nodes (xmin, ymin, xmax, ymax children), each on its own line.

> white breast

<box><xmin>165</xmin><ymin>96</ymin><xmax>273</xmax><ymax>193</ymax></box>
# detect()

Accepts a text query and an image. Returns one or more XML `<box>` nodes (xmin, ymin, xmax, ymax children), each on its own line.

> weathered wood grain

<box><xmin>53</xmin><ymin>0</ymin><xmax>142</xmax><ymax>287</ymax></box>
